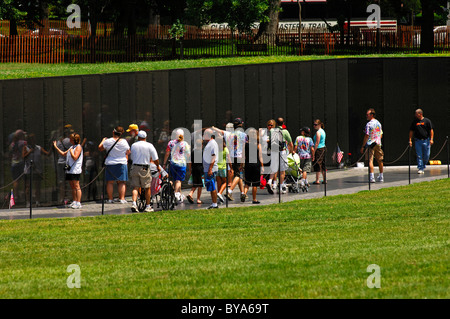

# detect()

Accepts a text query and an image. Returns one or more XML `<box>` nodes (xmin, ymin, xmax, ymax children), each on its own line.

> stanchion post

<box><xmin>408</xmin><ymin>144</ymin><xmax>411</xmax><ymax>185</ymax></box>
<box><xmin>368</xmin><ymin>154</ymin><xmax>371</xmax><ymax>191</ymax></box>
<box><xmin>102</xmin><ymin>167</ymin><xmax>106</xmax><ymax>216</ymax></box>
<box><xmin>278</xmin><ymin>146</ymin><xmax>281</xmax><ymax>204</ymax></box>
<box><xmin>30</xmin><ymin>160</ymin><xmax>33</xmax><ymax>219</ymax></box>
<box><xmin>447</xmin><ymin>136</ymin><xmax>449</xmax><ymax>179</ymax></box>
<box><xmin>324</xmin><ymin>169</ymin><xmax>327</xmax><ymax>197</ymax></box>
<box><xmin>226</xmin><ymin>161</ymin><xmax>229</xmax><ymax>208</ymax></box>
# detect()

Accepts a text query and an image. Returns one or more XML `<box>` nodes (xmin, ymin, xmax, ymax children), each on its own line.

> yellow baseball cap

<box><xmin>126</xmin><ymin>124</ymin><xmax>139</xmax><ymax>132</ymax></box>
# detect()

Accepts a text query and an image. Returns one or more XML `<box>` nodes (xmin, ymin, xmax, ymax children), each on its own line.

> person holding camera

<box><xmin>53</xmin><ymin>133</ymin><xmax>84</xmax><ymax>209</ymax></box>
<box><xmin>360</xmin><ymin>108</ymin><xmax>384</xmax><ymax>183</ymax></box>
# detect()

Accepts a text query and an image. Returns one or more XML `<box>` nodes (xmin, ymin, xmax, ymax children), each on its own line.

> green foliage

<box><xmin>186</xmin><ymin>0</ymin><xmax>269</xmax><ymax>34</ymax></box>
<box><xmin>168</xmin><ymin>19</ymin><xmax>186</xmax><ymax>39</ymax></box>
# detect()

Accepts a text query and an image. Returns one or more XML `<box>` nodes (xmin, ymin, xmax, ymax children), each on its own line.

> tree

<box><xmin>419</xmin><ymin>0</ymin><xmax>447</xmax><ymax>52</ymax></box>
<box><xmin>255</xmin><ymin>0</ymin><xmax>281</xmax><ymax>40</ymax></box>
<box><xmin>186</xmin><ymin>0</ymin><xmax>269</xmax><ymax>34</ymax></box>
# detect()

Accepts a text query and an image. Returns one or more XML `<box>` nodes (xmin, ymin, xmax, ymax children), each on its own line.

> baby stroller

<box><xmin>284</xmin><ymin>153</ymin><xmax>306</xmax><ymax>193</ymax></box>
<box><xmin>136</xmin><ymin>163</ymin><xmax>176</xmax><ymax>211</ymax></box>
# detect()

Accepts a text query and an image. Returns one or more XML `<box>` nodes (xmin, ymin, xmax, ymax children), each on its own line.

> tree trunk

<box><xmin>420</xmin><ymin>0</ymin><xmax>435</xmax><ymax>53</ymax></box>
<box><xmin>39</xmin><ymin>1</ymin><xmax>49</xmax><ymax>36</ymax></box>
<box><xmin>10</xmin><ymin>19</ymin><xmax>18</xmax><ymax>36</ymax></box>
<box><xmin>255</xmin><ymin>0</ymin><xmax>280</xmax><ymax>42</ymax></box>
<box><xmin>298</xmin><ymin>0</ymin><xmax>302</xmax><ymax>54</ymax></box>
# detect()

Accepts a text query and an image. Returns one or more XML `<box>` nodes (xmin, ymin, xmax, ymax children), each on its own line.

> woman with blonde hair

<box><xmin>53</xmin><ymin>133</ymin><xmax>83</xmax><ymax>208</ymax></box>
<box><xmin>164</xmin><ymin>128</ymin><xmax>191</xmax><ymax>203</ymax></box>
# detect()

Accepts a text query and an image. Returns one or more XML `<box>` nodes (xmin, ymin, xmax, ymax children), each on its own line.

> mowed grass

<box><xmin>1</xmin><ymin>53</ymin><xmax>449</xmax><ymax>80</ymax></box>
<box><xmin>0</xmin><ymin>179</ymin><xmax>448</xmax><ymax>299</ymax></box>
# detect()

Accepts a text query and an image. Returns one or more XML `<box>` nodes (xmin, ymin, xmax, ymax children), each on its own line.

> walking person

<box><xmin>360</xmin><ymin>108</ymin><xmax>384</xmax><ymax>183</ymax></box>
<box><xmin>294</xmin><ymin>127</ymin><xmax>315</xmax><ymax>188</ymax></box>
<box><xmin>409</xmin><ymin>109</ymin><xmax>434</xmax><ymax>174</ymax></box>
<box><xmin>267</xmin><ymin>118</ymin><xmax>293</xmax><ymax>194</ymax></box>
<box><xmin>53</xmin><ymin>133</ymin><xmax>84</xmax><ymax>209</ymax></box>
<box><xmin>203</xmin><ymin>129</ymin><xmax>219</xmax><ymax>209</ymax></box>
<box><xmin>212</xmin><ymin>118</ymin><xmax>247</xmax><ymax>201</ymax></box>
<box><xmin>187</xmin><ymin>135</ymin><xmax>204</xmax><ymax>204</ymax></box>
<box><xmin>242</xmin><ymin>129</ymin><xmax>264</xmax><ymax>204</ymax></box>
<box><xmin>216</xmin><ymin>138</ymin><xmax>232</xmax><ymax>204</ymax></box>
<box><xmin>163</xmin><ymin>129</ymin><xmax>190</xmax><ymax>203</ymax></box>
<box><xmin>129</xmin><ymin>130</ymin><xmax>160</xmax><ymax>213</ymax></box>
<box><xmin>98</xmin><ymin>126</ymin><xmax>131</xmax><ymax>203</ymax></box>
<box><xmin>312</xmin><ymin>119</ymin><xmax>327</xmax><ymax>185</ymax></box>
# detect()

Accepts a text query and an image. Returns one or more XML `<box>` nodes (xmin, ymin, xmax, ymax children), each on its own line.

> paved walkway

<box><xmin>1</xmin><ymin>165</ymin><xmax>448</xmax><ymax>220</ymax></box>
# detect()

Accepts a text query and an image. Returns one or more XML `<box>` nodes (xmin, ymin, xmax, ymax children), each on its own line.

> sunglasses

<box><xmin>313</xmin><ymin>124</ymin><xmax>319</xmax><ymax>126</ymax></box>
<box><xmin>267</xmin><ymin>124</ymin><xmax>273</xmax><ymax>127</ymax></box>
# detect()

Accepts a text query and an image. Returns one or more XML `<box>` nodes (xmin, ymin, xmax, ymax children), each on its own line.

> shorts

<box><xmin>105</xmin><ymin>164</ymin><xmax>128</xmax><ymax>182</ymax></box>
<box><xmin>231</xmin><ymin>161</ymin><xmax>242</xmax><ymax>178</ymax></box>
<box><xmin>169</xmin><ymin>162</ymin><xmax>186</xmax><ymax>181</ymax></box>
<box><xmin>270</xmin><ymin>151</ymin><xmax>289</xmax><ymax>174</ymax></box>
<box><xmin>313</xmin><ymin>147</ymin><xmax>327</xmax><ymax>172</ymax></box>
<box><xmin>300</xmin><ymin>158</ymin><xmax>312</xmax><ymax>173</ymax></box>
<box><xmin>217</xmin><ymin>168</ymin><xmax>227</xmax><ymax>178</ymax></box>
<box><xmin>204</xmin><ymin>171</ymin><xmax>217</xmax><ymax>192</ymax></box>
<box><xmin>57</xmin><ymin>163</ymin><xmax>66</xmax><ymax>183</ymax></box>
<box><xmin>130</xmin><ymin>165</ymin><xmax>152</xmax><ymax>189</ymax></box>
<box><xmin>191</xmin><ymin>163</ymin><xmax>204</xmax><ymax>187</ymax></box>
<box><xmin>11</xmin><ymin>162</ymin><xmax>25</xmax><ymax>180</ymax></box>
<box><xmin>65</xmin><ymin>173</ymin><xmax>81</xmax><ymax>181</ymax></box>
<box><xmin>369</xmin><ymin>144</ymin><xmax>384</xmax><ymax>162</ymax></box>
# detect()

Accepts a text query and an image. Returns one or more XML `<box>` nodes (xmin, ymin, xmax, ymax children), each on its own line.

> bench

<box><xmin>236</xmin><ymin>43</ymin><xmax>268</xmax><ymax>53</ymax></box>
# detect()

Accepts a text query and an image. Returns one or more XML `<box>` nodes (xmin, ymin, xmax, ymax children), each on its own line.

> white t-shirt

<box><xmin>103</xmin><ymin>138</ymin><xmax>130</xmax><ymax>165</ymax></box>
<box><xmin>130</xmin><ymin>141</ymin><xmax>158</xmax><ymax>165</ymax></box>
<box><xmin>203</xmin><ymin>139</ymin><xmax>219</xmax><ymax>173</ymax></box>
<box><xmin>66</xmin><ymin>145</ymin><xmax>83</xmax><ymax>175</ymax></box>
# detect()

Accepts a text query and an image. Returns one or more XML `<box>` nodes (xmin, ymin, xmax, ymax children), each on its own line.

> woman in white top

<box><xmin>98</xmin><ymin>126</ymin><xmax>131</xmax><ymax>204</ymax></box>
<box><xmin>53</xmin><ymin>133</ymin><xmax>84</xmax><ymax>209</ymax></box>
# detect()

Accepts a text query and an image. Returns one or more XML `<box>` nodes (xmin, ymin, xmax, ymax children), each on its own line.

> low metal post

<box><xmin>102</xmin><ymin>168</ymin><xmax>106</xmax><ymax>216</ymax></box>
<box><xmin>408</xmin><ymin>145</ymin><xmax>411</xmax><ymax>185</ymax></box>
<box><xmin>30</xmin><ymin>160</ymin><xmax>33</xmax><ymax>219</ymax></box>
<box><xmin>226</xmin><ymin>162</ymin><xmax>229</xmax><ymax>209</ymax></box>
<box><xmin>447</xmin><ymin>136</ymin><xmax>449</xmax><ymax>179</ymax></box>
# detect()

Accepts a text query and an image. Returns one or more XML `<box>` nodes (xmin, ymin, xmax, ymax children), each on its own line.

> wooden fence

<box><xmin>0</xmin><ymin>22</ymin><xmax>449</xmax><ymax>63</ymax></box>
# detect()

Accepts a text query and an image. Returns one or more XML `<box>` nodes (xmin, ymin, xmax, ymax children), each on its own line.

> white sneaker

<box><xmin>418</xmin><ymin>170</ymin><xmax>424</xmax><ymax>174</ymax></box>
<box><xmin>71</xmin><ymin>202</ymin><xmax>81</xmax><ymax>209</ymax></box>
<box><xmin>106</xmin><ymin>199</ymin><xmax>114</xmax><ymax>204</ymax></box>
<box><xmin>370</xmin><ymin>178</ymin><xmax>376</xmax><ymax>183</ymax></box>
<box><xmin>217</xmin><ymin>193</ymin><xmax>224</xmax><ymax>203</ymax></box>
<box><xmin>131</xmin><ymin>203</ymin><xmax>138</xmax><ymax>212</ymax></box>
<box><xmin>144</xmin><ymin>205</ymin><xmax>154</xmax><ymax>212</ymax></box>
<box><xmin>377</xmin><ymin>175</ymin><xmax>384</xmax><ymax>182</ymax></box>
<box><xmin>68</xmin><ymin>201</ymin><xmax>77</xmax><ymax>208</ymax></box>
<box><xmin>281</xmin><ymin>185</ymin><xmax>287</xmax><ymax>194</ymax></box>
<box><xmin>119</xmin><ymin>199</ymin><xmax>128</xmax><ymax>204</ymax></box>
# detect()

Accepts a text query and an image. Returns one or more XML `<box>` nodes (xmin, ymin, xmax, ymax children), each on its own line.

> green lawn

<box><xmin>1</xmin><ymin>53</ymin><xmax>449</xmax><ymax>80</ymax></box>
<box><xmin>0</xmin><ymin>179</ymin><xmax>448</xmax><ymax>299</ymax></box>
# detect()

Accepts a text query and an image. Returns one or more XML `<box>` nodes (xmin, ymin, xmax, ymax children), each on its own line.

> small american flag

<box><xmin>9</xmin><ymin>189</ymin><xmax>15</xmax><ymax>209</ymax></box>
<box><xmin>333</xmin><ymin>145</ymin><xmax>344</xmax><ymax>164</ymax></box>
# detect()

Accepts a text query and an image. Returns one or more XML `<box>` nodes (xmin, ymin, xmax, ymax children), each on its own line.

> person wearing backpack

<box><xmin>267</xmin><ymin>118</ymin><xmax>293</xmax><ymax>194</ymax></box>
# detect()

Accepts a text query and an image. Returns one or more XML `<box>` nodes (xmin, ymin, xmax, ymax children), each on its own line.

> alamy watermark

<box><xmin>66</xmin><ymin>264</ymin><xmax>81</xmax><ymax>289</ymax></box>
<box><xmin>366</xmin><ymin>264</ymin><xmax>381</xmax><ymax>288</ymax></box>
<box><xmin>366</xmin><ymin>4</ymin><xmax>381</xmax><ymax>29</ymax></box>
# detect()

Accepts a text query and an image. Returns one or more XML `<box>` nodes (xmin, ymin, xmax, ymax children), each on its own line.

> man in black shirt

<box><xmin>409</xmin><ymin>109</ymin><xmax>434</xmax><ymax>174</ymax></box>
